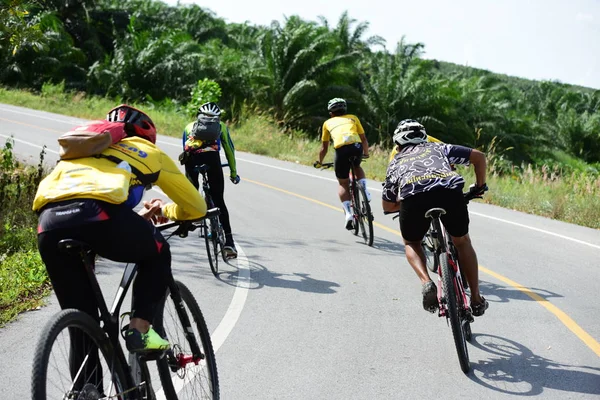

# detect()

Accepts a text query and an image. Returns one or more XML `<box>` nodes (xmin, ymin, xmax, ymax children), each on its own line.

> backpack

<box><xmin>190</xmin><ymin>114</ymin><xmax>221</xmax><ymax>142</ymax></box>
<box><xmin>58</xmin><ymin>120</ymin><xmax>129</xmax><ymax>160</ymax></box>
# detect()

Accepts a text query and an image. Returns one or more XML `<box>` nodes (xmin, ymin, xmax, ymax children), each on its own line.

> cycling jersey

<box><xmin>33</xmin><ymin>136</ymin><xmax>206</xmax><ymax>221</ymax></box>
<box><xmin>182</xmin><ymin>121</ymin><xmax>237</xmax><ymax>177</ymax></box>
<box><xmin>321</xmin><ymin>114</ymin><xmax>364</xmax><ymax>149</ymax></box>
<box><xmin>388</xmin><ymin>135</ymin><xmax>442</xmax><ymax>162</ymax></box>
<box><xmin>383</xmin><ymin>142</ymin><xmax>472</xmax><ymax>202</ymax></box>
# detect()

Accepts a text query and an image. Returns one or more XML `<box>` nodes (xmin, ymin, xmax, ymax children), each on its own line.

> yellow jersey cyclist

<box><xmin>33</xmin><ymin>105</ymin><xmax>207</xmax><ymax>354</ymax></box>
<box><xmin>382</xmin><ymin>119</ymin><xmax>489</xmax><ymax>316</ymax></box>
<box><xmin>315</xmin><ymin>98</ymin><xmax>372</xmax><ymax>230</ymax></box>
<box><xmin>181</xmin><ymin>101</ymin><xmax>240</xmax><ymax>258</ymax></box>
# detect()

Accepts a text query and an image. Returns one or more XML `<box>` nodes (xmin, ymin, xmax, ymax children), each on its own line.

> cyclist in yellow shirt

<box><xmin>315</xmin><ymin>98</ymin><xmax>371</xmax><ymax>230</ymax></box>
<box><xmin>33</xmin><ymin>105</ymin><xmax>207</xmax><ymax>354</ymax></box>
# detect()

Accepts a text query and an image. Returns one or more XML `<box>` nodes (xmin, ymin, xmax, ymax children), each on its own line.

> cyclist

<box><xmin>182</xmin><ymin>101</ymin><xmax>240</xmax><ymax>259</ymax></box>
<box><xmin>33</xmin><ymin>104</ymin><xmax>207</xmax><ymax>354</ymax></box>
<box><xmin>381</xmin><ymin>119</ymin><xmax>489</xmax><ymax>316</ymax></box>
<box><xmin>314</xmin><ymin>98</ymin><xmax>371</xmax><ymax>230</ymax></box>
<box><xmin>389</xmin><ymin>134</ymin><xmax>443</xmax><ymax>162</ymax></box>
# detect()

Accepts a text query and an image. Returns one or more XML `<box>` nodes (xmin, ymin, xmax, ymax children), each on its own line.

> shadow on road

<box><xmin>479</xmin><ymin>280</ymin><xmax>563</xmax><ymax>304</ymax></box>
<box><xmin>469</xmin><ymin>333</ymin><xmax>600</xmax><ymax>396</ymax></box>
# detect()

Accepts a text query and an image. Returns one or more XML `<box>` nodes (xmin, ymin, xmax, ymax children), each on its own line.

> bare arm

<box><xmin>469</xmin><ymin>149</ymin><xmax>487</xmax><ymax>187</ymax></box>
<box><xmin>359</xmin><ymin>134</ymin><xmax>369</xmax><ymax>157</ymax></box>
<box><xmin>318</xmin><ymin>141</ymin><xmax>329</xmax><ymax>164</ymax></box>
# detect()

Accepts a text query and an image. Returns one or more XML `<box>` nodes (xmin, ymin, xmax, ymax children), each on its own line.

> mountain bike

<box><xmin>31</xmin><ymin>210</ymin><xmax>221</xmax><ymax>400</ymax></box>
<box><xmin>193</xmin><ymin>164</ymin><xmax>230</xmax><ymax>276</ymax></box>
<box><xmin>318</xmin><ymin>156</ymin><xmax>374</xmax><ymax>246</ymax></box>
<box><xmin>387</xmin><ymin>187</ymin><xmax>486</xmax><ymax>374</ymax></box>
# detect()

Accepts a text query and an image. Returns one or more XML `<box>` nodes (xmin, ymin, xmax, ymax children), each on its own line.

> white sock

<box><xmin>358</xmin><ymin>179</ymin><xmax>372</xmax><ymax>200</ymax></box>
<box><xmin>342</xmin><ymin>200</ymin><xmax>352</xmax><ymax>215</ymax></box>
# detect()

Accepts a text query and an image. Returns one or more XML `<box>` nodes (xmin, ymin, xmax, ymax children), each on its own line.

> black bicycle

<box><xmin>31</xmin><ymin>210</ymin><xmax>221</xmax><ymax>400</ymax></box>
<box><xmin>387</xmin><ymin>187</ymin><xmax>486</xmax><ymax>374</ymax></box>
<box><xmin>318</xmin><ymin>156</ymin><xmax>373</xmax><ymax>246</ymax></box>
<box><xmin>193</xmin><ymin>164</ymin><xmax>230</xmax><ymax>276</ymax></box>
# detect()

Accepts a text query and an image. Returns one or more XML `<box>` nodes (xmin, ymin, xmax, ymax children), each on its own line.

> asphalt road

<box><xmin>0</xmin><ymin>103</ymin><xmax>599</xmax><ymax>399</ymax></box>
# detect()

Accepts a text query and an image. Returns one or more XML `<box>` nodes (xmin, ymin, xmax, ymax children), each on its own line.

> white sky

<box><xmin>162</xmin><ymin>0</ymin><xmax>600</xmax><ymax>89</ymax></box>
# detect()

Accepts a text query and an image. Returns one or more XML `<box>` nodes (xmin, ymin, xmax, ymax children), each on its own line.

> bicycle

<box><xmin>193</xmin><ymin>163</ymin><xmax>231</xmax><ymax>276</ymax></box>
<box><xmin>31</xmin><ymin>209</ymin><xmax>221</xmax><ymax>400</ymax></box>
<box><xmin>387</xmin><ymin>187</ymin><xmax>486</xmax><ymax>374</ymax></box>
<box><xmin>318</xmin><ymin>156</ymin><xmax>374</xmax><ymax>246</ymax></box>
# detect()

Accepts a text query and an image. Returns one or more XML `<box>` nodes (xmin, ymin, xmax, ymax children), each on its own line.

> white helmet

<box><xmin>198</xmin><ymin>102</ymin><xmax>221</xmax><ymax>117</ymax></box>
<box><xmin>393</xmin><ymin>119</ymin><xmax>428</xmax><ymax>146</ymax></box>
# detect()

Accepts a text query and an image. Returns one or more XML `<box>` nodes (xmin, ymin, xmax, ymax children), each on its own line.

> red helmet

<box><xmin>106</xmin><ymin>104</ymin><xmax>157</xmax><ymax>144</ymax></box>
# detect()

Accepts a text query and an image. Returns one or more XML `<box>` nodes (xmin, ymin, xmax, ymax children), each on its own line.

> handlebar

<box><xmin>156</xmin><ymin>207</ymin><xmax>220</xmax><ymax>237</ymax></box>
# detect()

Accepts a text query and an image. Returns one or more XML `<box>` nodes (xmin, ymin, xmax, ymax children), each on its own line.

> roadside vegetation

<box><xmin>0</xmin><ymin>138</ymin><xmax>49</xmax><ymax>326</ymax></box>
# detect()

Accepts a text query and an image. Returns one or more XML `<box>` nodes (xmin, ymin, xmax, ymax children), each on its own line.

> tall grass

<box><xmin>0</xmin><ymin>138</ymin><xmax>50</xmax><ymax>325</ymax></box>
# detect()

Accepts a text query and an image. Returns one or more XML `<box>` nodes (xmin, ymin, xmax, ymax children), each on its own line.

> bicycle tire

<box><xmin>31</xmin><ymin>309</ymin><xmax>131</xmax><ymax>400</ymax></box>
<box><xmin>356</xmin><ymin>183</ymin><xmax>374</xmax><ymax>246</ymax></box>
<box><xmin>203</xmin><ymin>217</ymin><xmax>219</xmax><ymax>276</ymax></box>
<box><xmin>218</xmin><ymin>224</ymin><xmax>227</xmax><ymax>263</ymax></box>
<box><xmin>155</xmin><ymin>280</ymin><xmax>219</xmax><ymax>400</ymax></box>
<box><xmin>441</xmin><ymin>255</ymin><xmax>470</xmax><ymax>374</ymax></box>
<box><xmin>351</xmin><ymin>182</ymin><xmax>360</xmax><ymax>236</ymax></box>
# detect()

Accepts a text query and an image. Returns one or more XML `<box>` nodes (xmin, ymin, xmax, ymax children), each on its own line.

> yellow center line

<box><xmin>245</xmin><ymin>177</ymin><xmax>600</xmax><ymax>358</ymax></box>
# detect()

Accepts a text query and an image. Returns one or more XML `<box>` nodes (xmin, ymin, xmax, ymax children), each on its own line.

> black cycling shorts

<box><xmin>399</xmin><ymin>188</ymin><xmax>469</xmax><ymax>242</ymax></box>
<box><xmin>334</xmin><ymin>143</ymin><xmax>363</xmax><ymax>179</ymax></box>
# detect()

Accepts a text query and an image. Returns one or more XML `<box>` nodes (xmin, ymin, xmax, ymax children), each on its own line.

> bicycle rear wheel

<box><xmin>351</xmin><ymin>183</ymin><xmax>360</xmax><ymax>236</ymax></box>
<box><xmin>31</xmin><ymin>309</ymin><xmax>130</xmax><ymax>400</ymax></box>
<box><xmin>356</xmin><ymin>183</ymin><xmax>374</xmax><ymax>246</ymax></box>
<box><xmin>155</xmin><ymin>280</ymin><xmax>219</xmax><ymax>399</ymax></box>
<box><xmin>440</xmin><ymin>254</ymin><xmax>470</xmax><ymax>374</ymax></box>
<box><xmin>203</xmin><ymin>217</ymin><xmax>219</xmax><ymax>276</ymax></box>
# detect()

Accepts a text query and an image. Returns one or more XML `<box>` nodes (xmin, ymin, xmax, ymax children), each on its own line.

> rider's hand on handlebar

<box><xmin>313</xmin><ymin>160</ymin><xmax>322</xmax><ymax>169</ymax></box>
<box><xmin>230</xmin><ymin>175</ymin><xmax>241</xmax><ymax>185</ymax></box>
<box><xmin>141</xmin><ymin>199</ymin><xmax>169</xmax><ymax>224</ymax></box>
<box><xmin>468</xmin><ymin>183</ymin><xmax>488</xmax><ymax>198</ymax></box>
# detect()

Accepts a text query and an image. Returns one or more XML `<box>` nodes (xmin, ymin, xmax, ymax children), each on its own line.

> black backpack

<box><xmin>190</xmin><ymin>114</ymin><xmax>221</xmax><ymax>142</ymax></box>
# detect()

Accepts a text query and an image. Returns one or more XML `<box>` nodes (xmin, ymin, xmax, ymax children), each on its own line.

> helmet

<box><xmin>198</xmin><ymin>102</ymin><xmax>221</xmax><ymax>117</ymax></box>
<box><xmin>393</xmin><ymin>119</ymin><xmax>428</xmax><ymax>146</ymax></box>
<box><xmin>327</xmin><ymin>98</ymin><xmax>347</xmax><ymax>113</ymax></box>
<box><xmin>106</xmin><ymin>104</ymin><xmax>157</xmax><ymax>144</ymax></box>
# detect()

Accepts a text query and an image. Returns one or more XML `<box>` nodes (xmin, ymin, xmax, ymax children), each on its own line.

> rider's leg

<box><xmin>337</xmin><ymin>177</ymin><xmax>353</xmax><ymax>228</ymax></box>
<box><xmin>399</xmin><ymin>194</ymin><xmax>438</xmax><ymax>312</ymax></box>
<box><xmin>450</xmin><ymin>234</ymin><xmax>482</xmax><ymax>304</ymax></box>
<box><xmin>184</xmin><ymin>154</ymin><xmax>201</xmax><ymax>190</ymax></box>
<box><xmin>334</xmin><ymin>146</ymin><xmax>355</xmax><ymax>228</ymax></box>
<box><xmin>204</xmin><ymin>153</ymin><xmax>233</xmax><ymax>243</ymax></box>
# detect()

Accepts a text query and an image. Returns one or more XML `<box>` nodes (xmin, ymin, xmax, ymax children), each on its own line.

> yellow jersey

<box><xmin>321</xmin><ymin>114</ymin><xmax>364</xmax><ymax>149</ymax></box>
<box><xmin>388</xmin><ymin>135</ymin><xmax>443</xmax><ymax>162</ymax></box>
<box><xmin>33</xmin><ymin>137</ymin><xmax>206</xmax><ymax>221</ymax></box>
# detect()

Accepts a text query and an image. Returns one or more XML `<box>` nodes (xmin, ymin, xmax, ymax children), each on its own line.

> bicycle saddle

<box><xmin>425</xmin><ymin>207</ymin><xmax>447</xmax><ymax>219</ymax></box>
<box><xmin>57</xmin><ymin>239</ymin><xmax>93</xmax><ymax>254</ymax></box>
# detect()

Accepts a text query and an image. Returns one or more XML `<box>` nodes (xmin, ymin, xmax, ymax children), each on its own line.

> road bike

<box><xmin>193</xmin><ymin>164</ymin><xmax>230</xmax><ymax>276</ymax></box>
<box><xmin>387</xmin><ymin>188</ymin><xmax>486</xmax><ymax>374</ymax></box>
<box><xmin>318</xmin><ymin>156</ymin><xmax>374</xmax><ymax>246</ymax></box>
<box><xmin>31</xmin><ymin>210</ymin><xmax>221</xmax><ymax>399</ymax></box>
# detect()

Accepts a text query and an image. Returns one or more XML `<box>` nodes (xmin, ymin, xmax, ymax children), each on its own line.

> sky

<box><xmin>162</xmin><ymin>0</ymin><xmax>600</xmax><ymax>89</ymax></box>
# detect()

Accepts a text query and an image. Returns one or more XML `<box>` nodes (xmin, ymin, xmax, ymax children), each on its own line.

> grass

<box><xmin>0</xmin><ymin>137</ymin><xmax>50</xmax><ymax>326</ymax></box>
<box><xmin>0</xmin><ymin>84</ymin><xmax>599</xmax><ymax>230</ymax></box>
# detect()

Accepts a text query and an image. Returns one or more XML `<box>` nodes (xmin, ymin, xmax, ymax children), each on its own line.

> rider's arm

<box><xmin>382</xmin><ymin>161</ymin><xmax>401</xmax><ymax>212</ymax></box>
<box><xmin>469</xmin><ymin>149</ymin><xmax>487</xmax><ymax>187</ymax></box>
<box><xmin>355</xmin><ymin>117</ymin><xmax>369</xmax><ymax>157</ymax></box>
<box><xmin>156</xmin><ymin>150</ymin><xmax>207</xmax><ymax>220</ymax></box>
<box><xmin>220</xmin><ymin>123</ymin><xmax>237</xmax><ymax>177</ymax></box>
<box><xmin>318</xmin><ymin>123</ymin><xmax>330</xmax><ymax>163</ymax></box>
<box><xmin>182</xmin><ymin>129</ymin><xmax>187</xmax><ymax>149</ymax></box>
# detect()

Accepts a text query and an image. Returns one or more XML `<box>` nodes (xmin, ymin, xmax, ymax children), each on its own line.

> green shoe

<box><xmin>125</xmin><ymin>327</ymin><xmax>170</xmax><ymax>353</ymax></box>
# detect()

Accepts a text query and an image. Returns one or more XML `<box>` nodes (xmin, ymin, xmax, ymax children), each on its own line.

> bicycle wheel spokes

<box><xmin>203</xmin><ymin>218</ymin><xmax>219</xmax><ymax>276</ymax></box>
<box><xmin>32</xmin><ymin>310</ymin><xmax>128</xmax><ymax>400</ymax></box>
<box><xmin>156</xmin><ymin>281</ymin><xmax>219</xmax><ymax>399</ymax></box>
<box><xmin>440</xmin><ymin>255</ymin><xmax>470</xmax><ymax>374</ymax></box>
<box><xmin>357</xmin><ymin>184</ymin><xmax>374</xmax><ymax>246</ymax></box>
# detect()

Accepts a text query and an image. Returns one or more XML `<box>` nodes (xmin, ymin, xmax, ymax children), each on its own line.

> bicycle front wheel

<box><xmin>203</xmin><ymin>217</ymin><xmax>219</xmax><ymax>276</ymax></box>
<box><xmin>441</xmin><ymin>255</ymin><xmax>470</xmax><ymax>374</ymax></box>
<box><xmin>155</xmin><ymin>280</ymin><xmax>219</xmax><ymax>399</ymax></box>
<box><xmin>31</xmin><ymin>309</ymin><xmax>130</xmax><ymax>400</ymax></box>
<box><xmin>356</xmin><ymin>183</ymin><xmax>374</xmax><ymax>246</ymax></box>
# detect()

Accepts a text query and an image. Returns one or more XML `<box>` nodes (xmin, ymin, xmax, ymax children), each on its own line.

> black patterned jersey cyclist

<box><xmin>382</xmin><ymin>142</ymin><xmax>472</xmax><ymax>202</ymax></box>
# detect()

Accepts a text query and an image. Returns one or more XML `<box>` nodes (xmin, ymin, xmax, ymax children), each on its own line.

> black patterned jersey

<box><xmin>382</xmin><ymin>142</ymin><xmax>472</xmax><ymax>202</ymax></box>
